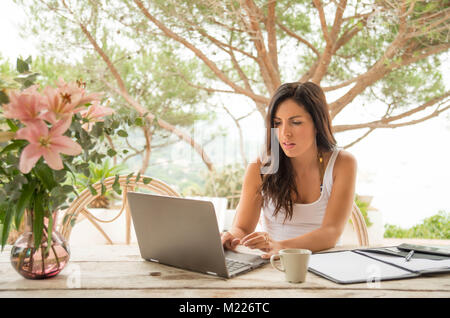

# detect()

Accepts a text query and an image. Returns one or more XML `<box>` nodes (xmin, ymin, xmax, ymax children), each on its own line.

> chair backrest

<box><xmin>59</xmin><ymin>175</ymin><xmax>180</xmax><ymax>244</ymax></box>
<box><xmin>350</xmin><ymin>201</ymin><xmax>370</xmax><ymax>247</ymax></box>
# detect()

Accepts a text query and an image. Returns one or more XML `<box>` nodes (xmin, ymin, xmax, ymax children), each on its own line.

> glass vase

<box><xmin>10</xmin><ymin>210</ymin><xmax>70</xmax><ymax>279</ymax></box>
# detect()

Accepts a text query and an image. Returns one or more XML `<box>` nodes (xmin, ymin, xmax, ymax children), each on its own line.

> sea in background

<box><xmin>178</xmin><ymin>96</ymin><xmax>450</xmax><ymax>229</ymax></box>
<box><xmin>1</xmin><ymin>1</ymin><xmax>449</xmax><ymax>229</ymax></box>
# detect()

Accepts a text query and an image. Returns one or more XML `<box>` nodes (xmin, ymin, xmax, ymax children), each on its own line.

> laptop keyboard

<box><xmin>225</xmin><ymin>258</ymin><xmax>251</xmax><ymax>272</ymax></box>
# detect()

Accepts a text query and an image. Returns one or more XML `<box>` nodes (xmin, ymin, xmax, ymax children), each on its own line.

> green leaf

<box><xmin>0</xmin><ymin>139</ymin><xmax>27</xmax><ymax>156</ymax></box>
<box><xmin>101</xmin><ymin>182</ymin><xmax>107</xmax><ymax>196</ymax></box>
<box><xmin>126</xmin><ymin>172</ymin><xmax>133</xmax><ymax>184</ymax></box>
<box><xmin>143</xmin><ymin>177</ymin><xmax>153</xmax><ymax>185</ymax></box>
<box><xmin>117</xmin><ymin>130</ymin><xmax>128</xmax><ymax>138</ymax></box>
<box><xmin>63</xmin><ymin>163</ymin><xmax>79</xmax><ymax>197</ymax></box>
<box><xmin>107</xmin><ymin>149</ymin><xmax>117</xmax><ymax>157</ymax></box>
<box><xmin>0</xmin><ymin>91</ymin><xmax>9</xmax><ymax>104</ymax></box>
<box><xmin>61</xmin><ymin>185</ymin><xmax>75</xmax><ymax>194</ymax></box>
<box><xmin>15</xmin><ymin>181</ymin><xmax>36</xmax><ymax>229</ymax></box>
<box><xmin>6</xmin><ymin>119</ymin><xmax>19</xmax><ymax>132</ymax></box>
<box><xmin>16</xmin><ymin>58</ymin><xmax>29</xmax><ymax>73</ymax></box>
<box><xmin>135</xmin><ymin>171</ymin><xmax>141</xmax><ymax>184</ymax></box>
<box><xmin>22</xmin><ymin>73</ymin><xmax>40</xmax><ymax>88</ymax></box>
<box><xmin>62</xmin><ymin>213</ymin><xmax>72</xmax><ymax>227</ymax></box>
<box><xmin>1</xmin><ymin>205</ymin><xmax>14</xmax><ymax>251</ymax></box>
<box><xmin>134</xmin><ymin>117</ymin><xmax>144</xmax><ymax>127</ymax></box>
<box><xmin>88</xmin><ymin>184</ymin><xmax>98</xmax><ymax>196</ymax></box>
<box><xmin>33</xmin><ymin>193</ymin><xmax>44</xmax><ymax>249</ymax></box>
<box><xmin>112</xmin><ymin>174</ymin><xmax>122</xmax><ymax>195</ymax></box>
<box><xmin>34</xmin><ymin>163</ymin><xmax>58</xmax><ymax>191</ymax></box>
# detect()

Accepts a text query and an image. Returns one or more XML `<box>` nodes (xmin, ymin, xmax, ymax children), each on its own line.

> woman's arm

<box><xmin>226</xmin><ymin>160</ymin><xmax>264</xmax><ymax>239</ymax></box>
<box><xmin>278</xmin><ymin>151</ymin><xmax>358</xmax><ymax>252</ymax></box>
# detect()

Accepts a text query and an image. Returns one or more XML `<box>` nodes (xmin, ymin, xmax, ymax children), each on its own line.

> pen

<box><xmin>405</xmin><ymin>250</ymin><xmax>414</xmax><ymax>262</ymax></box>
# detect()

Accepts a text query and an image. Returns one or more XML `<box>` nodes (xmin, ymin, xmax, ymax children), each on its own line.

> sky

<box><xmin>0</xmin><ymin>1</ymin><xmax>449</xmax><ymax>229</ymax></box>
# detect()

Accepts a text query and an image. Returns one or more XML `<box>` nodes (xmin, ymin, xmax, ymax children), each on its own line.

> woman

<box><xmin>221</xmin><ymin>82</ymin><xmax>357</xmax><ymax>259</ymax></box>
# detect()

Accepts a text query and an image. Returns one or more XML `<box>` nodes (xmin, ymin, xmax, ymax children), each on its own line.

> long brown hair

<box><xmin>259</xmin><ymin>82</ymin><xmax>336</xmax><ymax>222</ymax></box>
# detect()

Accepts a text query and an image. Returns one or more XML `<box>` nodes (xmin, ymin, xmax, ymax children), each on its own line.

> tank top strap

<box><xmin>323</xmin><ymin>147</ymin><xmax>341</xmax><ymax>192</ymax></box>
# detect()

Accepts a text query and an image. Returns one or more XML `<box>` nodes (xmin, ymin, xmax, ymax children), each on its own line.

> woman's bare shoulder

<box><xmin>245</xmin><ymin>157</ymin><xmax>263</xmax><ymax>184</ymax></box>
<box><xmin>334</xmin><ymin>149</ymin><xmax>357</xmax><ymax>176</ymax></box>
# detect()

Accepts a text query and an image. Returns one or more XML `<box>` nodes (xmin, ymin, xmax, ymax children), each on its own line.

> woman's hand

<box><xmin>221</xmin><ymin>231</ymin><xmax>241</xmax><ymax>251</ymax></box>
<box><xmin>240</xmin><ymin>232</ymin><xmax>282</xmax><ymax>259</ymax></box>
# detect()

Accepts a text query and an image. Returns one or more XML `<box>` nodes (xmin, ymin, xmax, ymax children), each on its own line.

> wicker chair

<box><xmin>350</xmin><ymin>201</ymin><xmax>370</xmax><ymax>247</ymax></box>
<box><xmin>60</xmin><ymin>175</ymin><xmax>369</xmax><ymax>247</ymax></box>
<box><xmin>59</xmin><ymin>175</ymin><xmax>180</xmax><ymax>245</ymax></box>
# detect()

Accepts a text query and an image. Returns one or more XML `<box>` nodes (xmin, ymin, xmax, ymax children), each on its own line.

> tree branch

<box><xmin>171</xmin><ymin>70</ymin><xmax>242</xmax><ymax>95</ymax></box>
<box><xmin>333</xmin><ymin>16</ymin><xmax>367</xmax><ymax>53</ymax></box>
<box><xmin>329</xmin><ymin>26</ymin><xmax>409</xmax><ymax>118</ymax></box>
<box><xmin>266</xmin><ymin>0</ymin><xmax>279</xmax><ymax>75</ymax></box>
<box><xmin>342</xmin><ymin>11</ymin><xmax>373</xmax><ymax>21</ymax></box>
<box><xmin>342</xmin><ymin>128</ymin><xmax>375</xmax><ymax>149</ymax></box>
<box><xmin>406</xmin><ymin>6</ymin><xmax>450</xmax><ymax>39</ymax></box>
<box><xmin>333</xmin><ymin>91</ymin><xmax>450</xmax><ymax>132</ymax></box>
<box><xmin>311</xmin><ymin>0</ymin><xmax>348</xmax><ymax>84</ymax></box>
<box><xmin>324</xmin><ymin>34</ymin><xmax>448</xmax><ymax>94</ymax></box>
<box><xmin>102</xmin><ymin>79</ymin><xmax>215</xmax><ymax>171</ymax></box>
<box><xmin>313</xmin><ymin>0</ymin><xmax>331</xmax><ymax>44</ymax></box>
<box><xmin>133</xmin><ymin>0</ymin><xmax>268</xmax><ymax>105</ymax></box>
<box><xmin>140</xmin><ymin>124</ymin><xmax>152</xmax><ymax>174</ymax></box>
<box><xmin>60</xmin><ymin>0</ymin><xmax>216</xmax><ymax>171</ymax></box>
<box><xmin>276</xmin><ymin>21</ymin><xmax>320</xmax><ymax>57</ymax></box>
<box><xmin>222</xmin><ymin>105</ymin><xmax>248</xmax><ymax>166</ymax></box>
<box><xmin>241</xmin><ymin>0</ymin><xmax>281</xmax><ymax>92</ymax></box>
<box><xmin>184</xmin><ymin>18</ymin><xmax>257</xmax><ymax>61</ymax></box>
<box><xmin>228</xmin><ymin>32</ymin><xmax>254</xmax><ymax>92</ymax></box>
<box><xmin>300</xmin><ymin>9</ymin><xmax>369</xmax><ymax>83</ymax></box>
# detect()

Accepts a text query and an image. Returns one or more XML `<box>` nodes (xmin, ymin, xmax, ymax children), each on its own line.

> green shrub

<box><xmin>354</xmin><ymin>196</ymin><xmax>373</xmax><ymax>228</ymax></box>
<box><xmin>182</xmin><ymin>164</ymin><xmax>245</xmax><ymax>209</ymax></box>
<box><xmin>384</xmin><ymin>211</ymin><xmax>449</xmax><ymax>239</ymax></box>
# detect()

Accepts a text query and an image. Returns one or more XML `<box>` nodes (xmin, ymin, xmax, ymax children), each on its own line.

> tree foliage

<box><xmin>13</xmin><ymin>0</ymin><xmax>450</xmax><ymax>157</ymax></box>
<box><xmin>384</xmin><ymin>211</ymin><xmax>450</xmax><ymax>239</ymax></box>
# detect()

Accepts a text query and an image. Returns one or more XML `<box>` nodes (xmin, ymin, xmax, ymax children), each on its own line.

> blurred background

<box><xmin>1</xmin><ymin>0</ymin><xmax>449</xmax><ymax>243</ymax></box>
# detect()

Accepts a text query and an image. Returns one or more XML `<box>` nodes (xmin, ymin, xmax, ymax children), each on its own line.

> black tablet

<box><xmin>397</xmin><ymin>243</ymin><xmax>450</xmax><ymax>257</ymax></box>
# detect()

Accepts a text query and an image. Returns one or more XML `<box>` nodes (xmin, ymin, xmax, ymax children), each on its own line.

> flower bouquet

<box><xmin>0</xmin><ymin>60</ymin><xmax>118</xmax><ymax>279</ymax></box>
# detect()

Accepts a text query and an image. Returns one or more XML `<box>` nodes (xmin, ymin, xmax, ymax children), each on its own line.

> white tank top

<box><xmin>261</xmin><ymin>148</ymin><xmax>341</xmax><ymax>242</ymax></box>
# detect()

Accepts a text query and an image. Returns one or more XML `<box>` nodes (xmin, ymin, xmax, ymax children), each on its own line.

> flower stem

<box><xmin>43</xmin><ymin>224</ymin><xmax>61</xmax><ymax>269</ymax></box>
<box><xmin>41</xmin><ymin>240</ymin><xmax>45</xmax><ymax>275</ymax></box>
<box><xmin>27</xmin><ymin>220</ymin><xmax>35</xmax><ymax>273</ymax></box>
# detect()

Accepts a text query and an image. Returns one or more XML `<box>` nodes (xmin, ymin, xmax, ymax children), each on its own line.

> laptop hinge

<box><xmin>150</xmin><ymin>258</ymin><xmax>159</xmax><ymax>263</ymax></box>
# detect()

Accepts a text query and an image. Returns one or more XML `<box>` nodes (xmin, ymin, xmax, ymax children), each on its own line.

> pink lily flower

<box><xmin>56</xmin><ymin>78</ymin><xmax>103</xmax><ymax>108</ymax></box>
<box><xmin>39</xmin><ymin>86</ymin><xmax>79</xmax><ymax>124</ymax></box>
<box><xmin>2</xmin><ymin>85</ymin><xmax>46</xmax><ymax>125</ymax></box>
<box><xmin>80</xmin><ymin>101</ymin><xmax>115</xmax><ymax>131</ymax></box>
<box><xmin>15</xmin><ymin>118</ymin><xmax>82</xmax><ymax>173</ymax></box>
<box><xmin>40</xmin><ymin>78</ymin><xmax>103</xmax><ymax>124</ymax></box>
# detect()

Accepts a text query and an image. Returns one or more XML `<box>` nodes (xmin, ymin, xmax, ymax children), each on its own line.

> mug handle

<box><xmin>270</xmin><ymin>254</ymin><xmax>284</xmax><ymax>272</ymax></box>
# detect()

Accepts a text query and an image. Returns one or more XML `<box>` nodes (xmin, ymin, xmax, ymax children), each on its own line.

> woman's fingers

<box><xmin>240</xmin><ymin>232</ymin><xmax>263</xmax><ymax>245</ymax></box>
<box><xmin>221</xmin><ymin>232</ymin><xmax>240</xmax><ymax>250</ymax></box>
<box><xmin>241</xmin><ymin>232</ymin><xmax>269</xmax><ymax>249</ymax></box>
<box><xmin>242</xmin><ymin>237</ymin><xmax>264</xmax><ymax>248</ymax></box>
<box><xmin>261</xmin><ymin>252</ymin><xmax>278</xmax><ymax>260</ymax></box>
<box><xmin>224</xmin><ymin>231</ymin><xmax>272</xmax><ymax>251</ymax></box>
<box><xmin>231</xmin><ymin>238</ymin><xmax>240</xmax><ymax>249</ymax></box>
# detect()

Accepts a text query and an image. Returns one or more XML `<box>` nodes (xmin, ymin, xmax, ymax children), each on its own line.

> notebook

<box><xmin>308</xmin><ymin>246</ymin><xmax>450</xmax><ymax>284</ymax></box>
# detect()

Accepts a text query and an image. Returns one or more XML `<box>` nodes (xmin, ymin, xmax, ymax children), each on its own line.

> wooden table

<box><xmin>0</xmin><ymin>243</ymin><xmax>449</xmax><ymax>298</ymax></box>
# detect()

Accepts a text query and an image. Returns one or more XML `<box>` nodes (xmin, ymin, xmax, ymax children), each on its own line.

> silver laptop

<box><xmin>127</xmin><ymin>191</ymin><xmax>268</xmax><ymax>278</ymax></box>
